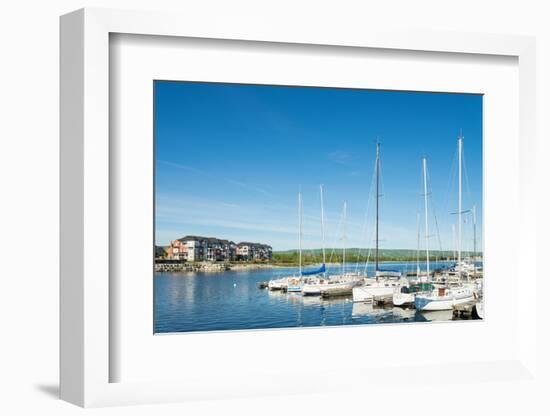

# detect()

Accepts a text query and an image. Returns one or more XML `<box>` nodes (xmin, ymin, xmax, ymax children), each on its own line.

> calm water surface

<box><xmin>154</xmin><ymin>261</ymin><xmax>471</xmax><ymax>333</ymax></box>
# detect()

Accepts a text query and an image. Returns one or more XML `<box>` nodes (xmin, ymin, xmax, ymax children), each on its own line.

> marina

<box><xmin>154</xmin><ymin>260</ymin><xmax>481</xmax><ymax>334</ymax></box>
<box><xmin>263</xmin><ymin>137</ymin><xmax>483</xmax><ymax>314</ymax></box>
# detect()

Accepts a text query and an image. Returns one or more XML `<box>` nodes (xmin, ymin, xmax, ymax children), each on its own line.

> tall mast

<box><xmin>416</xmin><ymin>212</ymin><xmax>420</xmax><ymax>276</ymax></box>
<box><xmin>472</xmin><ymin>204</ymin><xmax>477</xmax><ymax>260</ymax></box>
<box><xmin>375</xmin><ymin>142</ymin><xmax>380</xmax><ymax>274</ymax></box>
<box><xmin>457</xmin><ymin>132</ymin><xmax>463</xmax><ymax>276</ymax></box>
<box><xmin>423</xmin><ymin>157</ymin><xmax>430</xmax><ymax>280</ymax></box>
<box><xmin>342</xmin><ymin>201</ymin><xmax>347</xmax><ymax>276</ymax></box>
<box><xmin>320</xmin><ymin>184</ymin><xmax>326</xmax><ymax>265</ymax></box>
<box><xmin>298</xmin><ymin>192</ymin><xmax>302</xmax><ymax>276</ymax></box>
<box><xmin>452</xmin><ymin>224</ymin><xmax>457</xmax><ymax>261</ymax></box>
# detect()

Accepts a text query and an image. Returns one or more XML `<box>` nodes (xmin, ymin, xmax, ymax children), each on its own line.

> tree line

<box><xmin>271</xmin><ymin>248</ymin><xmax>476</xmax><ymax>265</ymax></box>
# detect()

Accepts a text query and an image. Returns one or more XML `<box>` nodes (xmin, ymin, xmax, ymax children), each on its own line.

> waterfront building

<box><xmin>166</xmin><ymin>239</ymin><xmax>189</xmax><ymax>261</ymax></box>
<box><xmin>206</xmin><ymin>238</ymin><xmax>233</xmax><ymax>262</ymax></box>
<box><xmin>235</xmin><ymin>243</ymin><xmax>250</xmax><ymax>260</ymax></box>
<box><xmin>164</xmin><ymin>236</ymin><xmax>271</xmax><ymax>262</ymax></box>
<box><xmin>236</xmin><ymin>242</ymin><xmax>273</xmax><ymax>261</ymax></box>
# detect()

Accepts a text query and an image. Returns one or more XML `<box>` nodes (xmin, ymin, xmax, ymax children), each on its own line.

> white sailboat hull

<box><xmin>353</xmin><ymin>278</ymin><xmax>407</xmax><ymax>302</ymax></box>
<box><xmin>352</xmin><ymin>286</ymin><xmax>374</xmax><ymax>303</ymax></box>
<box><xmin>363</xmin><ymin>286</ymin><xmax>395</xmax><ymax>299</ymax></box>
<box><xmin>320</xmin><ymin>280</ymin><xmax>360</xmax><ymax>295</ymax></box>
<box><xmin>302</xmin><ymin>284</ymin><xmax>322</xmax><ymax>296</ymax></box>
<box><xmin>392</xmin><ymin>292</ymin><xmax>415</xmax><ymax>306</ymax></box>
<box><xmin>415</xmin><ymin>288</ymin><xmax>474</xmax><ymax>311</ymax></box>
<box><xmin>268</xmin><ymin>277</ymin><xmax>290</xmax><ymax>290</ymax></box>
<box><xmin>304</xmin><ymin>274</ymin><xmax>363</xmax><ymax>297</ymax></box>
<box><xmin>268</xmin><ymin>280</ymin><xmax>285</xmax><ymax>290</ymax></box>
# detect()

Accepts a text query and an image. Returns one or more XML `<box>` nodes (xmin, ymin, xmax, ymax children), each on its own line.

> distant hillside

<box><xmin>272</xmin><ymin>248</ymin><xmax>479</xmax><ymax>264</ymax></box>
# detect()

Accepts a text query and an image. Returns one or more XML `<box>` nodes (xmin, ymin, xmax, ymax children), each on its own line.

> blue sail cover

<box><xmin>301</xmin><ymin>264</ymin><xmax>326</xmax><ymax>276</ymax></box>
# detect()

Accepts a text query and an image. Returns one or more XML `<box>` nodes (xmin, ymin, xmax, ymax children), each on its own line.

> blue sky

<box><xmin>155</xmin><ymin>81</ymin><xmax>482</xmax><ymax>252</ymax></box>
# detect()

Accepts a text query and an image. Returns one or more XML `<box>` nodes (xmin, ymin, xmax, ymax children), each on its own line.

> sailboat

<box><xmin>302</xmin><ymin>191</ymin><xmax>363</xmax><ymax>297</ymax></box>
<box><xmin>318</xmin><ymin>201</ymin><xmax>364</xmax><ymax>298</ymax></box>
<box><xmin>286</xmin><ymin>191</ymin><xmax>305</xmax><ymax>292</ymax></box>
<box><xmin>393</xmin><ymin>157</ymin><xmax>435</xmax><ymax>306</ymax></box>
<box><xmin>353</xmin><ymin>143</ymin><xmax>408</xmax><ymax>303</ymax></box>
<box><xmin>301</xmin><ymin>185</ymin><xmax>330</xmax><ymax>295</ymax></box>
<box><xmin>415</xmin><ymin>132</ymin><xmax>475</xmax><ymax>311</ymax></box>
<box><xmin>268</xmin><ymin>192</ymin><xmax>304</xmax><ymax>291</ymax></box>
<box><xmin>281</xmin><ymin>186</ymin><xmax>328</xmax><ymax>293</ymax></box>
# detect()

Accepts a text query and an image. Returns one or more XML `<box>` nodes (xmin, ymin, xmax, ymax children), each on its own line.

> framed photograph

<box><xmin>153</xmin><ymin>80</ymin><xmax>483</xmax><ymax>334</ymax></box>
<box><xmin>60</xmin><ymin>8</ymin><xmax>537</xmax><ymax>408</ymax></box>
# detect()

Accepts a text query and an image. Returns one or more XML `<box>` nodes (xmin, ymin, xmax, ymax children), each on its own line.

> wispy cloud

<box><xmin>158</xmin><ymin>160</ymin><xmax>203</xmax><ymax>174</ymax></box>
<box><xmin>155</xmin><ymin>193</ymin><xmax>380</xmax><ymax>249</ymax></box>
<box><xmin>159</xmin><ymin>159</ymin><xmax>273</xmax><ymax>197</ymax></box>
<box><xmin>226</xmin><ymin>179</ymin><xmax>272</xmax><ymax>197</ymax></box>
<box><xmin>155</xmin><ymin>195</ymin><xmax>297</xmax><ymax>245</ymax></box>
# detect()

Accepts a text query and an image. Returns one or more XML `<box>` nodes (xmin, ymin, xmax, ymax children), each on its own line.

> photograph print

<box><xmin>154</xmin><ymin>81</ymin><xmax>483</xmax><ymax>334</ymax></box>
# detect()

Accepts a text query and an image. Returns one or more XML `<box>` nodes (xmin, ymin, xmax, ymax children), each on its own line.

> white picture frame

<box><xmin>60</xmin><ymin>7</ymin><xmax>537</xmax><ymax>408</ymax></box>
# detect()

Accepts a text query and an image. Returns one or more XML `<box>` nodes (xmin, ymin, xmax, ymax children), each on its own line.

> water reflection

<box><xmin>351</xmin><ymin>303</ymin><xmax>418</xmax><ymax>322</ymax></box>
<box><xmin>154</xmin><ymin>261</ymin><xmax>472</xmax><ymax>333</ymax></box>
<box><xmin>352</xmin><ymin>302</ymin><xmax>391</xmax><ymax>319</ymax></box>
<box><xmin>392</xmin><ymin>306</ymin><xmax>417</xmax><ymax>321</ymax></box>
<box><xmin>419</xmin><ymin>309</ymin><xmax>454</xmax><ymax>322</ymax></box>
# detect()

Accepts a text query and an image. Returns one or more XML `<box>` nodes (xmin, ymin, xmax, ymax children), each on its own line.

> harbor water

<box><xmin>154</xmin><ymin>261</ymin><xmax>473</xmax><ymax>334</ymax></box>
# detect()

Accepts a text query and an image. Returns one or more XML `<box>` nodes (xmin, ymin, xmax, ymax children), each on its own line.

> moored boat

<box><xmin>269</xmin><ymin>186</ymin><xmax>328</xmax><ymax>294</ymax></box>
<box><xmin>393</xmin><ymin>282</ymin><xmax>434</xmax><ymax>306</ymax></box>
<box><xmin>414</xmin><ymin>285</ymin><xmax>474</xmax><ymax>311</ymax></box>
<box><xmin>354</xmin><ymin>271</ymin><xmax>408</xmax><ymax>303</ymax></box>
<box><xmin>352</xmin><ymin>144</ymin><xmax>407</xmax><ymax>303</ymax></box>
<box><xmin>310</xmin><ymin>199</ymin><xmax>363</xmax><ymax>297</ymax></box>
<box><xmin>319</xmin><ymin>274</ymin><xmax>363</xmax><ymax>297</ymax></box>
<box><xmin>268</xmin><ymin>276</ymin><xmax>289</xmax><ymax>290</ymax></box>
<box><xmin>414</xmin><ymin>133</ymin><xmax>477</xmax><ymax>312</ymax></box>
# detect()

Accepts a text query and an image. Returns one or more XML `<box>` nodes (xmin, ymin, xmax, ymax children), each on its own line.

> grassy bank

<box><xmin>271</xmin><ymin>248</ymin><xmax>479</xmax><ymax>266</ymax></box>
